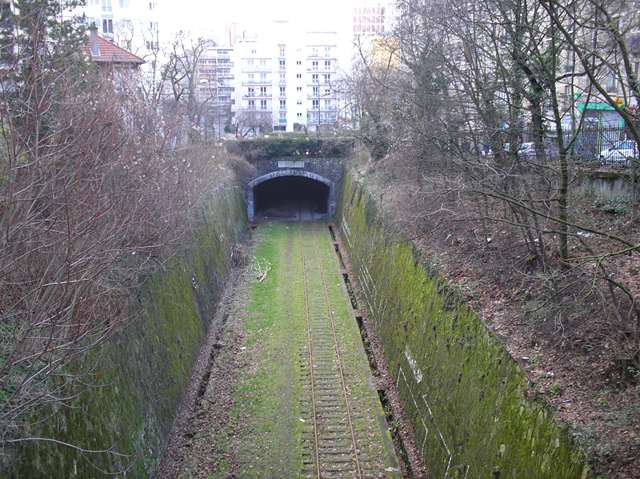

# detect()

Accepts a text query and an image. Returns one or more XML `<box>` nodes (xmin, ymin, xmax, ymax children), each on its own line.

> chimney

<box><xmin>89</xmin><ymin>25</ymin><xmax>100</xmax><ymax>58</ymax></box>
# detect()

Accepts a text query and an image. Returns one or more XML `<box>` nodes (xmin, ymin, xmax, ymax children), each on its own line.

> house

<box><xmin>85</xmin><ymin>28</ymin><xmax>144</xmax><ymax>74</ymax></box>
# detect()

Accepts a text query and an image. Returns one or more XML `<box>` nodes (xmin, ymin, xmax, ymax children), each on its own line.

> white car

<box><xmin>600</xmin><ymin>140</ymin><xmax>638</xmax><ymax>166</ymax></box>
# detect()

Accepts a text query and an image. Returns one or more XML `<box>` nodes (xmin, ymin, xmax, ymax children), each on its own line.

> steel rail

<box><xmin>314</xmin><ymin>223</ymin><xmax>364</xmax><ymax>479</ymax></box>
<box><xmin>298</xmin><ymin>224</ymin><xmax>322</xmax><ymax>479</ymax></box>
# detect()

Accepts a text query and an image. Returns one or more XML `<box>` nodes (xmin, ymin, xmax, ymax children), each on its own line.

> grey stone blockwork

<box><xmin>244</xmin><ymin>157</ymin><xmax>345</xmax><ymax>221</ymax></box>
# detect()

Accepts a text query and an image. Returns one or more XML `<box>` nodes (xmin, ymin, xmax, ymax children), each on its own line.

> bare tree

<box><xmin>232</xmin><ymin>109</ymin><xmax>273</xmax><ymax>138</ymax></box>
<box><xmin>0</xmin><ymin>1</ymin><xmax>242</xmax><ymax>465</ymax></box>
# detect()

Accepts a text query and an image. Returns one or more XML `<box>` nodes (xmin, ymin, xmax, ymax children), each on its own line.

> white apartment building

<box><xmin>232</xmin><ymin>23</ymin><xmax>340</xmax><ymax>133</ymax></box>
<box><xmin>352</xmin><ymin>0</ymin><xmax>397</xmax><ymax>40</ymax></box>
<box><xmin>196</xmin><ymin>46</ymin><xmax>236</xmax><ymax>138</ymax></box>
<box><xmin>74</xmin><ymin>0</ymin><xmax>160</xmax><ymax>59</ymax></box>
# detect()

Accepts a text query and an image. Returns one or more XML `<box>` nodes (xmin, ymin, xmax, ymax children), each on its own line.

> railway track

<box><xmin>298</xmin><ymin>224</ymin><xmax>379</xmax><ymax>479</ymax></box>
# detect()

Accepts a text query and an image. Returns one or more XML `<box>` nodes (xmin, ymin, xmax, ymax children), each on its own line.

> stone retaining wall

<box><xmin>338</xmin><ymin>172</ymin><xmax>591</xmax><ymax>479</ymax></box>
<box><xmin>5</xmin><ymin>187</ymin><xmax>247</xmax><ymax>478</ymax></box>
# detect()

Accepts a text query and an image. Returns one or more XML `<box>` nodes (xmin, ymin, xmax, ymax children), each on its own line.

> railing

<box><xmin>563</xmin><ymin>126</ymin><xmax>637</xmax><ymax>163</ymax></box>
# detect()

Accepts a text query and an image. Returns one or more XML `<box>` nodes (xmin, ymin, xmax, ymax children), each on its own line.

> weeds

<box><xmin>593</xmin><ymin>195</ymin><xmax>631</xmax><ymax>215</ymax></box>
<box><xmin>547</xmin><ymin>383</ymin><xmax>563</xmax><ymax>397</ymax></box>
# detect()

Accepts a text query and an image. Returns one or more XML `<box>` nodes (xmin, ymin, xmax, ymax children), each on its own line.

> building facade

<box><xmin>232</xmin><ymin>23</ymin><xmax>340</xmax><ymax>134</ymax></box>
<box><xmin>352</xmin><ymin>0</ymin><xmax>397</xmax><ymax>41</ymax></box>
<box><xmin>75</xmin><ymin>0</ymin><xmax>160</xmax><ymax>60</ymax></box>
<box><xmin>196</xmin><ymin>45</ymin><xmax>235</xmax><ymax>138</ymax></box>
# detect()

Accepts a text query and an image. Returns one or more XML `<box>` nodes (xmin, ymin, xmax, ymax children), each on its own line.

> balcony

<box><xmin>306</xmin><ymin>55</ymin><xmax>337</xmax><ymax>60</ymax></box>
<box><xmin>243</xmin><ymin>94</ymin><xmax>273</xmax><ymax>99</ymax></box>
<box><xmin>242</xmin><ymin>80</ymin><xmax>272</xmax><ymax>86</ymax></box>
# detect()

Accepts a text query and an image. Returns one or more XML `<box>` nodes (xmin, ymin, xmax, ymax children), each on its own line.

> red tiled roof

<box><xmin>85</xmin><ymin>34</ymin><xmax>145</xmax><ymax>65</ymax></box>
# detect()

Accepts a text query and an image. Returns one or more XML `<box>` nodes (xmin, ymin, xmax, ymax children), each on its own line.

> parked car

<box><xmin>599</xmin><ymin>140</ymin><xmax>638</xmax><ymax>166</ymax></box>
<box><xmin>516</xmin><ymin>142</ymin><xmax>559</xmax><ymax>159</ymax></box>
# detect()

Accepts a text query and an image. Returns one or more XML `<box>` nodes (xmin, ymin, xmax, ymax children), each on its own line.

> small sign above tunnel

<box><xmin>277</xmin><ymin>160</ymin><xmax>305</xmax><ymax>169</ymax></box>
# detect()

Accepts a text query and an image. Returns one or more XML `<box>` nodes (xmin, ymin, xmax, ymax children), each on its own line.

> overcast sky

<box><xmin>158</xmin><ymin>0</ymin><xmax>353</xmax><ymax>42</ymax></box>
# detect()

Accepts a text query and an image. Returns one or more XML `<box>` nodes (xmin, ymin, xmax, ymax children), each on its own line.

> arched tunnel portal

<box><xmin>246</xmin><ymin>170</ymin><xmax>336</xmax><ymax>222</ymax></box>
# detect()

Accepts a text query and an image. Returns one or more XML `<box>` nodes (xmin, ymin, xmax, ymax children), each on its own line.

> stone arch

<box><xmin>246</xmin><ymin>169</ymin><xmax>336</xmax><ymax>221</ymax></box>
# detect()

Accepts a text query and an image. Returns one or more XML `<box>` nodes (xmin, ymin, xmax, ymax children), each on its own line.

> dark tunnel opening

<box><xmin>253</xmin><ymin>175</ymin><xmax>330</xmax><ymax>220</ymax></box>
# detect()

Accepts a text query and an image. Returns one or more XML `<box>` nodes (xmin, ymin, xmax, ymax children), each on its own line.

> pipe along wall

<box><xmin>337</xmin><ymin>173</ymin><xmax>591</xmax><ymax>479</ymax></box>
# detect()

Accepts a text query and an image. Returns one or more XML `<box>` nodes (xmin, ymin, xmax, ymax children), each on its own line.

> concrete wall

<box><xmin>576</xmin><ymin>169</ymin><xmax>637</xmax><ymax>199</ymax></box>
<box><xmin>227</xmin><ymin>138</ymin><xmax>350</xmax><ymax>221</ymax></box>
<box><xmin>338</xmin><ymin>172</ymin><xmax>591</xmax><ymax>479</ymax></box>
<box><xmin>4</xmin><ymin>187</ymin><xmax>247</xmax><ymax>478</ymax></box>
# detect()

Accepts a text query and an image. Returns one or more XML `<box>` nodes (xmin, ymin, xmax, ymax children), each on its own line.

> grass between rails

<box><xmin>222</xmin><ymin>222</ymin><xmax>398</xmax><ymax>478</ymax></box>
<box><xmin>225</xmin><ymin>223</ymin><xmax>306</xmax><ymax>478</ymax></box>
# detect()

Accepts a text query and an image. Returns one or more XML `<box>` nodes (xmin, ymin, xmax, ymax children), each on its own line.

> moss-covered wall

<box><xmin>338</xmin><ymin>173</ymin><xmax>591</xmax><ymax>479</ymax></box>
<box><xmin>7</xmin><ymin>187</ymin><xmax>247</xmax><ymax>478</ymax></box>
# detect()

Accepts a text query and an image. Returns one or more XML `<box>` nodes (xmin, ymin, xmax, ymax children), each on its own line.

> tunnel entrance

<box><xmin>253</xmin><ymin>175</ymin><xmax>330</xmax><ymax>221</ymax></box>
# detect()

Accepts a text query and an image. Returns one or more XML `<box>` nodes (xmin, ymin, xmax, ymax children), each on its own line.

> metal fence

<box><xmin>563</xmin><ymin>126</ymin><xmax>637</xmax><ymax>164</ymax></box>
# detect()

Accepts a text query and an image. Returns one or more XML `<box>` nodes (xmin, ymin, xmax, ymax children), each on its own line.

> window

<box><xmin>312</xmin><ymin>60</ymin><xmax>318</xmax><ymax>70</ymax></box>
<box><xmin>324</xmin><ymin>99</ymin><xmax>331</xmax><ymax>108</ymax></box>
<box><xmin>102</xmin><ymin>18</ymin><xmax>113</xmax><ymax>33</ymax></box>
<box><xmin>296</xmin><ymin>73</ymin><xmax>302</xmax><ymax>79</ymax></box>
<box><xmin>279</xmin><ymin>59</ymin><xmax>286</xmax><ymax>70</ymax></box>
<box><xmin>324</xmin><ymin>60</ymin><xmax>331</xmax><ymax>70</ymax></box>
<box><xmin>325</xmin><ymin>46</ymin><xmax>331</xmax><ymax>57</ymax></box>
<box><xmin>260</xmin><ymin>58</ymin><xmax>266</xmax><ymax>66</ymax></box>
<box><xmin>85</xmin><ymin>17</ymin><xmax>100</xmax><ymax>28</ymax></box>
<box><xmin>296</xmin><ymin>86</ymin><xmax>302</xmax><ymax>92</ymax></box>
<box><xmin>606</xmin><ymin>72</ymin><xmax>617</xmax><ymax>91</ymax></box>
<box><xmin>296</xmin><ymin>100</ymin><xmax>302</xmax><ymax>105</ymax></box>
<box><xmin>247</xmin><ymin>58</ymin><xmax>254</xmax><ymax>66</ymax></box>
<box><xmin>248</xmin><ymin>73</ymin><xmax>255</xmax><ymax>80</ymax></box>
<box><xmin>313</xmin><ymin>86</ymin><xmax>319</xmax><ymax>96</ymax></box>
<box><xmin>297</xmin><ymin>112</ymin><xmax>302</xmax><ymax>118</ymax></box>
<box><xmin>280</xmin><ymin>86</ymin><xmax>286</xmax><ymax>95</ymax></box>
<box><xmin>251</xmin><ymin>49</ymin><xmax>257</xmax><ymax>54</ymax></box>
<box><xmin>101</xmin><ymin>0</ymin><xmax>112</xmax><ymax>12</ymax></box>
<box><xmin>260</xmin><ymin>72</ymin><xmax>267</xmax><ymax>81</ymax></box>
<box><xmin>280</xmin><ymin>72</ymin><xmax>286</xmax><ymax>81</ymax></box>
<box><xmin>280</xmin><ymin>99</ymin><xmax>286</xmax><ymax>108</ymax></box>
<box><xmin>260</xmin><ymin>86</ymin><xmax>267</xmax><ymax>96</ymax></box>
<box><xmin>296</xmin><ymin>60</ymin><xmax>302</xmax><ymax>65</ymax></box>
<box><xmin>279</xmin><ymin>45</ymin><xmax>286</xmax><ymax>57</ymax></box>
<box><xmin>324</xmin><ymin>74</ymin><xmax>330</xmax><ymax>83</ymax></box>
<box><xmin>119</xmin><ymin>0</ymin><xmax>129</xmax><ymax>7</ymax></box>
<box><xmin>248</xmin><ymin>100</ymin><xmax>255</xmax><ymax>109</ymax></box>
<box><xmin>247</xmin><ymin>87</ymin><xmax>254</xmax><ymax>96</ymax></box>
<box><xmin>325</xmin><ymin>88</ymin><xmax>331</xmax><ymax>96</ymax></box>
<box><xmin>260</xmin><ymin>99</ymin><xmax>267</xmax><ymax>110</ymax></box>
<box><xmin>312</xmin><ymin>74</ymin><xmax>319</xmax><ymax>83</ymax></box>
<box><xmin>312</xmin><ymin>47</ymin><xmax>318</xmax><ymax>56</ymax></box>
<box><xmin>312</xmin><ymin>99</ymin><xmax>319</xmax><ymax>108</ymax></box>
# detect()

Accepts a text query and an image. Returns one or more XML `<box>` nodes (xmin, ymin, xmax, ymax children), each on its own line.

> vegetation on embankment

<box><xmin>226</xmin><ymin>137</ymin><xmax>355</xmax><ymax>161</ymax></box>
<box><xmin>338</xmin><ymin>172</ymin><xmax>592</xmax><ymax>478</ymax></box>
<box><xmin>4</xmin><ymin>188</ymin><xmax>247</xmax><ymax>478</ymax></box>
<box><xmin>0</xmin><ymin>5</ymin><xmax>254</xmax><ymax>473</ymax></box>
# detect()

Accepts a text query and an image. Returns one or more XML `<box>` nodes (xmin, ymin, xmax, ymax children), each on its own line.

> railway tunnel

<box><xmin>246</xmin><ymin>169</ymin><xmax>336</xmax><ymax>222</ymax></box>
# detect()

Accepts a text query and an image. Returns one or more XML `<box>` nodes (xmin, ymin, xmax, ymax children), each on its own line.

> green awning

<box><xmin>577</xmin><ymin>102</ymin><xmax>617</xmax><ymax>112</ymax></box>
